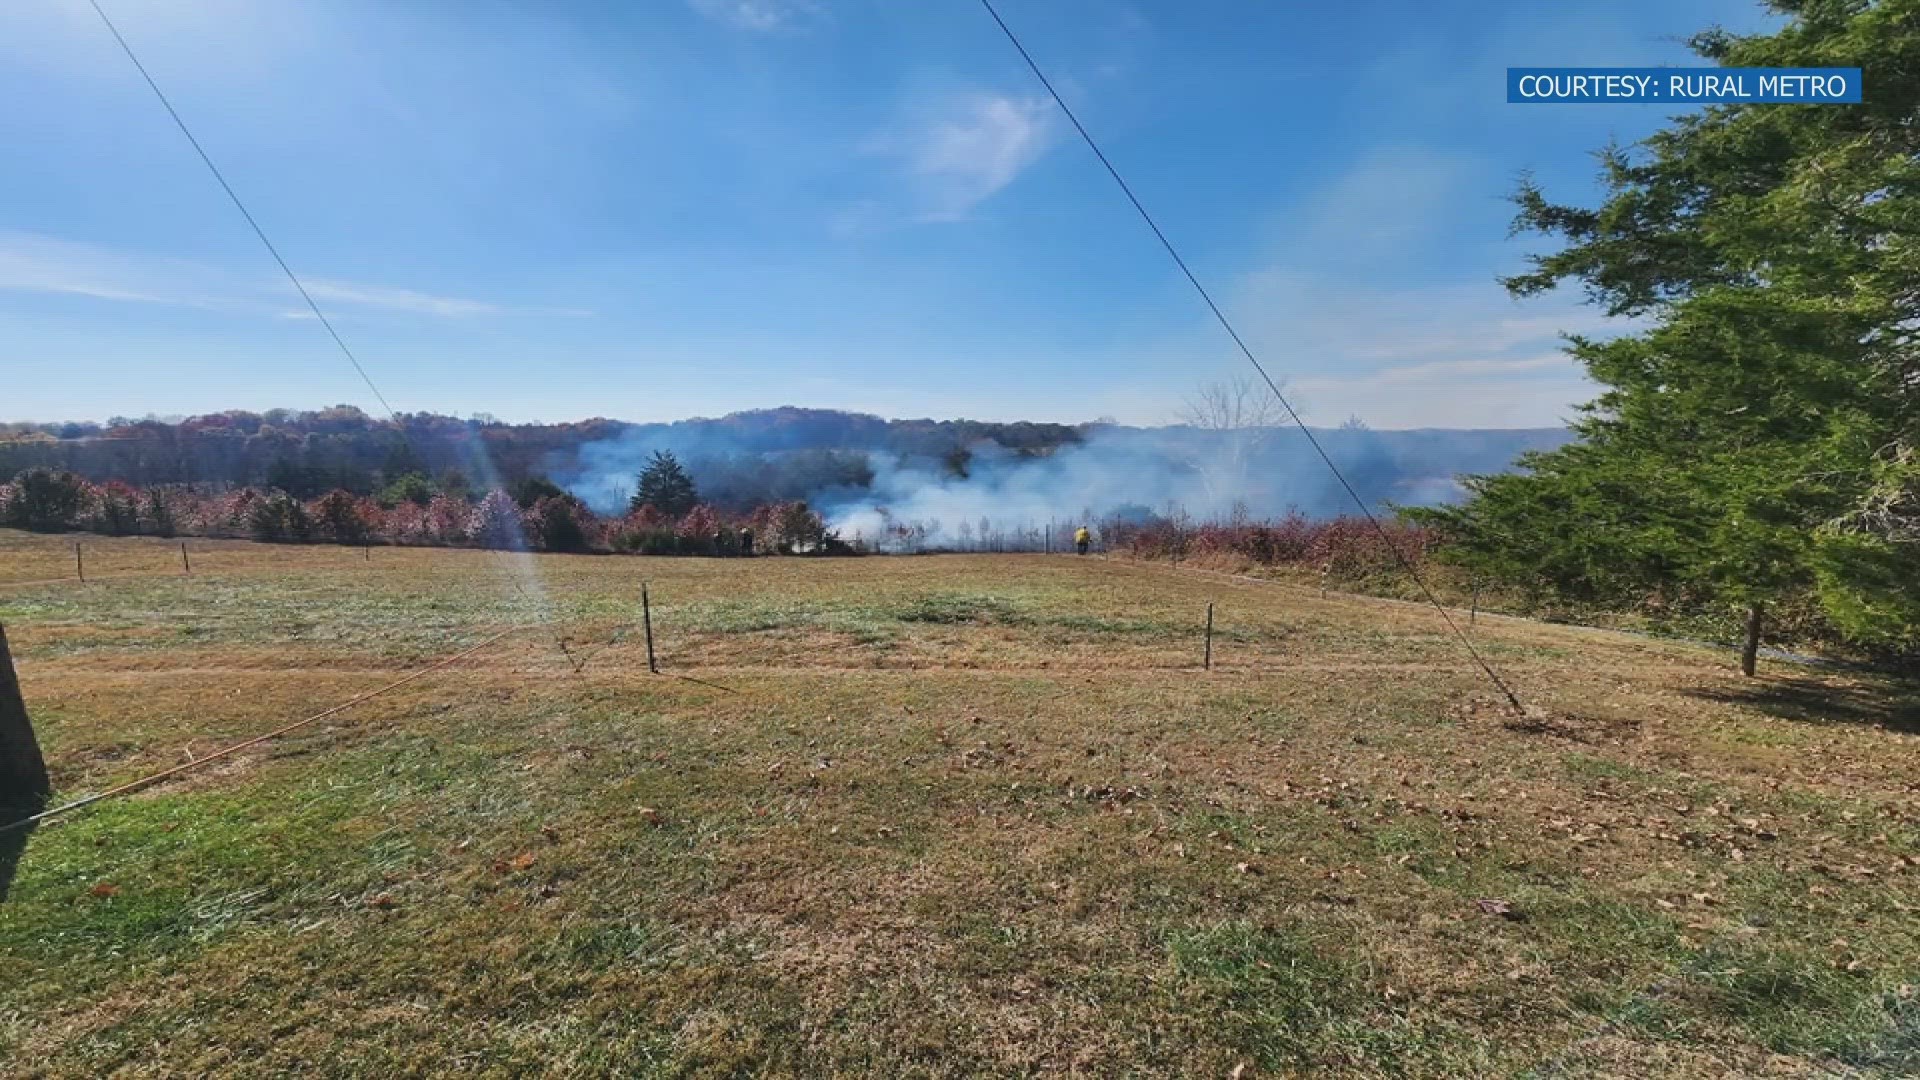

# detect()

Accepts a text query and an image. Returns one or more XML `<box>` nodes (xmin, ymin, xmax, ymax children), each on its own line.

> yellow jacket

<box><xmin>1073</xmin><ymin>527</ymin><xmax>1090</xmax><ymax>544</ymax></box>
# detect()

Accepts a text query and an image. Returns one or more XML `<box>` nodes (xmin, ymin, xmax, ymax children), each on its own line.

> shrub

<box><xmin>90</xmin><ymin>482</ymin><xmax>142</xmax><ymax>536</ymax></box>
<box><xmin>2</xmin><ymin>468</ymin><xmax>87</xmax><ymax>530</ymax></box>
<box><xmin>249</xmin><ymin>491</ymin><xmax>311</xmax><ymax>542</ymax></box>
<box><xmin>773</xmin><ymin>501</ymin><xmax>829</xmax><ymax>554</ymax></box>
<box><xmin>529</xmin><ymin>494</ymin><xmax>591</xmax><ymax>552</ymax></box>
<box><xmin>143</xmin><ymin>488</ymin><xmax>177</xmax><ymax>538</ymax></box>
<box><xmin>311</xmin><ymin>489</ymin><xmax>371</xmax><ymax>545</ymax></box>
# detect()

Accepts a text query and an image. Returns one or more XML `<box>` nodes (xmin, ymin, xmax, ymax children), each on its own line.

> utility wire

<box><xmin>85</xmin><ymin>0</ymin><xmax>397</xmax><ymax>422</ymax></box>
<box><xmin>87</xmin><ymin>0</ymin><xmax>581</xmax><ymax>673</ymax></box>
<box><xmin>976</xmin><ymin>0</ymin><xmax>1524</xmax><ymax>712</ymax></box>
<box><xmin>0</xmin><ymin>627</ymin><xmax>525</xmax><ymax>834</ymax></box>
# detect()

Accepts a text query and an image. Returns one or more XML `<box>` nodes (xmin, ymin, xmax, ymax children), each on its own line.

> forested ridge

<box><xmin>0</xmin><ymin>406</ymin><xmax>1082</xmax><ymax>507</ymax></box>
<box><xmin>0</xmin><ymin>405</ymin><xmax>1565</xmax><ymax>514</ymax></box>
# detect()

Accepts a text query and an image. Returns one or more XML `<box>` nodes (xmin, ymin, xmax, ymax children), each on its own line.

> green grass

<box><xmin>0</xmin><ymin>530</ymin><xmax>1916</xmax><ymax>1075</ymax></box>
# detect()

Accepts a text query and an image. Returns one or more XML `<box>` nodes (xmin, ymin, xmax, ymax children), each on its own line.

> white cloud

<box><xmin>1186</xmin><ymin>275</ymin><xmax>1609</xmax><ymax>428</ymax></box>
<box><xmin>302</xmin><ymin>280</ymin><xmax>504</xmax><ymax>318</ymax></box>
<box><xmin>886</xmin><ymin>92</ymin><xmax>1055</xmax><ymax>222</ymax></box>
<box><xmin>1290</xmin><ymin>353</ymin><xmax>1592</xmax><ymax>428</ymax></box>
<box><xmin>0</xmin><ymin>234</ymin><xmax>219</xmax><ymax>308</ymax></box>
<box><xmin>688</xmin><ymin>0</ymin><xmax>823</xmax><ymax>32</ymax></box>
<box><xmin>0</xmin><ymin>232</ymin><xmax>582</xmax><ymax>320</ymax></box>
<box><xmin>1364</xmin><ymin>355</ymin><xmax>1575</xmax><ymax>384</ymax></box>
<box><xmin>1127</xmin><ymin>145</ymin><xmax>1631</xmax><ymax>429</ymax></box>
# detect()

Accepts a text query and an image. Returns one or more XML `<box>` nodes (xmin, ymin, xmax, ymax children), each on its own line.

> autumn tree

<box><xmin>312</xmin><ymin>489</ymin><xmax>370</xmax><ymax>545</ymax></box>
<box><xmin>468</xmin><ymin>490</ymin><xmax>525</xmax><ymax>550</ymax></box>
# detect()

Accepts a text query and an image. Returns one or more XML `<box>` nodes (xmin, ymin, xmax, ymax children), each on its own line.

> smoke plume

<box><xmin>555</xmin><ymin>412</ymin><xmax>1570</xmax><ymax>548</ymax></box>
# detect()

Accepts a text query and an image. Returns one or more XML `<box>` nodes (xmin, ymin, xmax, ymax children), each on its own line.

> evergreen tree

<box><xmin>1416</xmin><ymin>0</ymin><xmax>1919</xmax><ymax>669</ymax></box>
<box><xmin>143</xmin><ymin>489</ymin><xmax>176</xmax><ymax>538</ymax></box>
<box><xmin>631</xmin><ymin>450</ymin><xmax>699</xmax><ymax>517</ymax></box>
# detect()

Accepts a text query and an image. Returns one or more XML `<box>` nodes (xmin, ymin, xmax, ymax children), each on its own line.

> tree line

<box><xmin>0</xmin><ymin>451</ymin><xmax>849</xmax><ymax>557</ymax></box>
<box><xmin>0</xmin><ymin>406</ymin><xmax>1084</xmax><ymax>509</ymax></box>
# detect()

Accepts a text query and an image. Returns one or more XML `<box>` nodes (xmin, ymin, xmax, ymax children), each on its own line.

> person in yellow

<box><xmin>1074</xmin><ymin>525</ymin><xmax>1091</xmax><ymax>555</ymax></box>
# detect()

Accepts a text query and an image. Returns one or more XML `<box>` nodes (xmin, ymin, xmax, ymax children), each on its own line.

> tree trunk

<box><xmin>1740</xmin><ymin>603</ymin><xmax>1763</xmax><ymax>678</ymax></box>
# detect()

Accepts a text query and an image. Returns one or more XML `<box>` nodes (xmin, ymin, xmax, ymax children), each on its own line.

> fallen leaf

<box><xmin>88</xmin><ymin>882</ymin><xmax>119</xmax><ymax>898</ymax></box>
<box><xmin>1476</xmin><ymin>898</ymin><xmax>1523</xmax><ymax>920</ymax></box>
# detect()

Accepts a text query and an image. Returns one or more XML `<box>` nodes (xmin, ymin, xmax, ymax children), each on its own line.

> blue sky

<box><xmin>0</xmin><ymin>0</ymin><xmax>1774</xmax><ymax>428</ymax></box>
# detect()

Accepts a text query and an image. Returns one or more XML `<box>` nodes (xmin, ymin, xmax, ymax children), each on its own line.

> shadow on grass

<box><xmin>1683</xmin><ymin>674</ymin><xmax>1920</xmax><ymax>735</ymax></box>
<box><xmin>0</xmin><ymin>813</ymin><xmax>38</xmax><ymax>903</ymax></box>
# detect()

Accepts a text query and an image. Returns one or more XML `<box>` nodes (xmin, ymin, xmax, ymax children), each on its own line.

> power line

<box><xmin>976</xmin><ymin>0</ymin><xmax>1525</xmax><ymax>712</ymax></box>
<box><xmin>85</xmin><ymin>0</ymin><xmax>399</xmax><ymax>422</ymax></box>
<box><xmin>84</xmin><ymin>0</ymin><xmax>580</xmax><ymax>672</ymax></box>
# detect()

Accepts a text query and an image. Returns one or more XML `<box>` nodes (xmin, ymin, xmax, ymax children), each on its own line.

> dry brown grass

<box><xmin>0</xmin><ymin>529</ymin><xmax>1915</xmax><ymax>1077</ymax></box>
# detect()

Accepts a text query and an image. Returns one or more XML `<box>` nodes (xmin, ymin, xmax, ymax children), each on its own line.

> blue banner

<box><xmin>1507</xmin><ymin>67</ymin><xmax>1862</xmax><ymax>104</ymax></box>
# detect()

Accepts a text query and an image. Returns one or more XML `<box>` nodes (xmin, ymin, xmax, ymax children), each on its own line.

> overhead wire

<box><xmin>85</xmin><ymin>0</ymin><xmax>397</xmax><ymax>422</ymax></box>
<box><xmin>85</xmin><ymin>0</ymin><xmax>583</xmax><ymax>675</ymax></box>
<box><xmin>78</xmin><ymin>0</ymin><xmax>1520</xmax><ymax>710</ymax></box>
<box><xmin>975</xmin><ymin>0</ymin><xmax>1525</xmax><ymax>712</ymax></box>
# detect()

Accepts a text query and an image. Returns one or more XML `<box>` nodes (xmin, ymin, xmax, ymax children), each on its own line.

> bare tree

<box><xmin>1179</xmin><ymin>376</ymin><xmax>1289</xmax><ymax>511</ymax></box>
<box><xmin>1179</xmin><ymin>374</ymin><xmax>1287</xmax><ymax>434</ymax></box>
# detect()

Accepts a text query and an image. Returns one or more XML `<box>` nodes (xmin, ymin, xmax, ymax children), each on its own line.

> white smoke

<box><xmin>815</xmin><ymin>427</ymin><xmax>1455</xmax><ymax>549</ymax></box>
<box><xmin>553</xmin><ymin>414</ymin><xmax>1570</xmax><ymax>546</ymax></box>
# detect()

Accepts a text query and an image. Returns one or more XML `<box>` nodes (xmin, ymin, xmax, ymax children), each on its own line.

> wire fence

<box><xmin>0</xmin><ymin>625</ymin><xmax>526</xmax><ymax>835</ymax></box>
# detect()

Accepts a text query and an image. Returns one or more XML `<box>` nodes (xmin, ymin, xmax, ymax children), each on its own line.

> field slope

<box><xmin>0</xmin><ymin>529</ymin><xmax>1915</xmax><ymax>1076</ymax></box>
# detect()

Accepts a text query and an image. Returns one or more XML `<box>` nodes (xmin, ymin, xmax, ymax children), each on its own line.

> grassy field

<box><xmin>0</xmin><ymin>529</ymin><xmax>1915</xmax><ymax>1077</ymax></box>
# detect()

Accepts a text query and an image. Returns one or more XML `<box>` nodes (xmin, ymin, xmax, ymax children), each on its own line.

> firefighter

<box><xmin>1074</xmin><ymin>525</ymin><xmax>1091</xmax><ymax>555</ymax></box>
<box><xmin>739</xmin><ymin>526</ymin><xmax>755</xmax><ymax>557</ymax></box>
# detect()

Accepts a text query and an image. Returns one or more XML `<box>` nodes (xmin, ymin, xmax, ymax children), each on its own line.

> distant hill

<box><xmin>0</xmin><ymin>405</ymin><xmax>1572</xmax><ymax>519</ymax></box>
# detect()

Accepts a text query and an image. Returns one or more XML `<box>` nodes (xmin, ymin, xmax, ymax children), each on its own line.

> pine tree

<box><xmin>631</xmin><ymin>450</ymin><xmax>699</xmax><ymax>517</ymax></box>
<box><xmin>1415</xmin><ymin>0</ymin><xmax>1920</xmax><ymax>669</ymax></box>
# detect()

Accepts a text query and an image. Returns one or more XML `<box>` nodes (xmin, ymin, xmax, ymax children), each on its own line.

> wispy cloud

<box><xmin>1132</xmin><ymin>145</ymin><xmax>1626</xmax><ymax>428</ymax></box>
<box><xmin>1181</xmin><ymin>272</ymin><xmax>1607</xmax><ymax>428</ymax></box>
<box><xmin>302</xmin><ymin>280</ymin><xmax>506</xmax><ymax>318</ymax></box>
<box><xmin>1361</xmin><ymin>354</ymin><xmax>1575</xmax><ymax>385</ymax></box>
<box><xmin>299</xmin><ymin>280</ymin><xmax>589</xmax><ymax>319</ymax></box>
<box><xmin>688</xmin><ymin>0</ymin><xmax>823</xmax><ymax>32</ymax></box>
<box><xmin>0</xmin><ymin>232</ymin><xmax>584</xmax><ymax>321</ymax></box>
<box><xmin>875</xmin><ymin>92</ymin><xmax>1055</xmax><ymax>223</ymax></box>
<box><xmin>0</xmin><ymin>234</ymin><xmax>223</xmax><ymax>309</ymax></box>
<box><xmin>1290</xmin><ymin>355</ymin><xmax>1592</xmax><ymax>429</ymax></box>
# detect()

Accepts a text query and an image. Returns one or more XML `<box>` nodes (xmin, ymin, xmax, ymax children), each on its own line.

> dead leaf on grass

<box><xmin>1476</xmin><ymin>898</ymin><xmax>1523</xmax><ymax>920</ymax></box>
